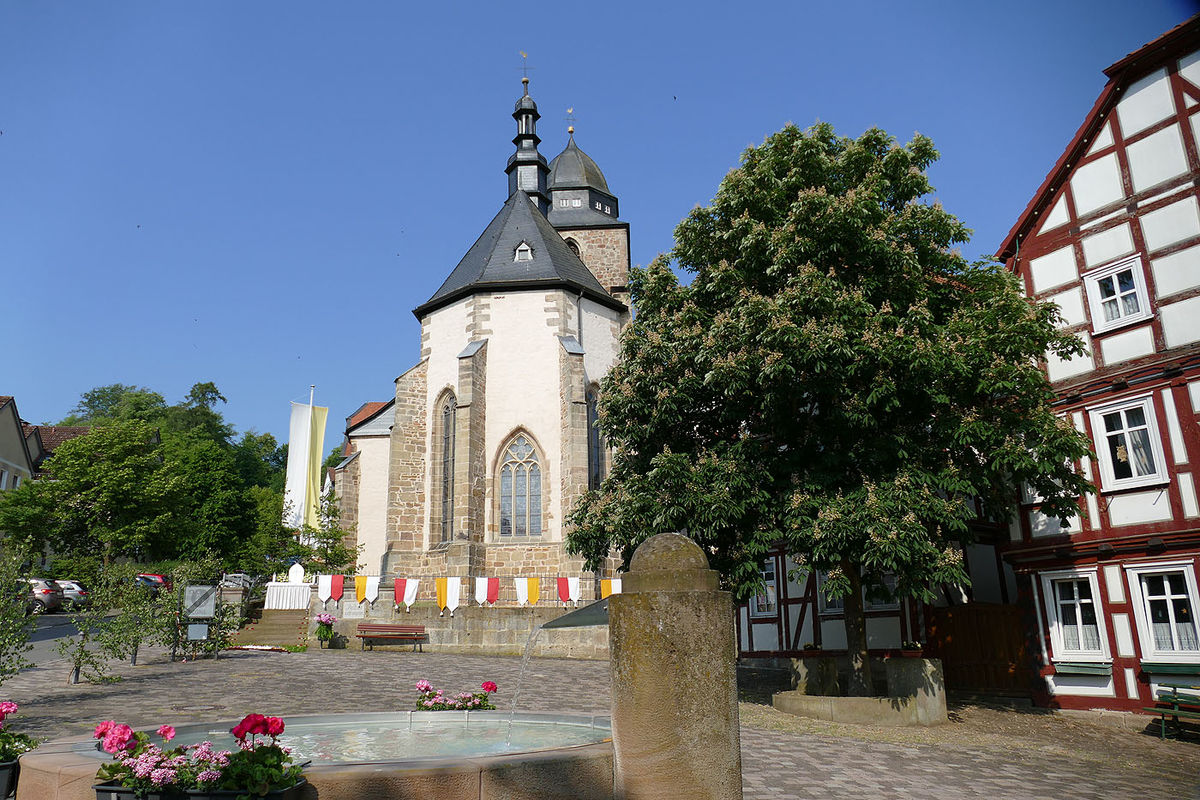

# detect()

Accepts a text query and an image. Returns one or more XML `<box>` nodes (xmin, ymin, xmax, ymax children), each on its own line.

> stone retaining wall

<box><xmin>312</xmin><ymin>589</ymin><xmax>609</xmax><ymax>660</ymax></box>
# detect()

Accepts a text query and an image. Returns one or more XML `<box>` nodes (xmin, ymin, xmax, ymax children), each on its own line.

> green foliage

<box><xmin>0</xmin><ymin>543</ymin><xmax>33</xmax><ymax>688</ymax></box>
<box><xmin>567</xmin><ymin>123</ymin><xmax>1092</xmax><ymax>687</ymax></box>
<box><xmin>2</xmin><ymin>382</ymin><xmax>291</xmax><ymax>569</ymax></box>
<box><xmin>44</xmin><ymin>554</ymin><xmax>103</xmax><ymax>589</ymax></box>
<box><xmin>296</xmin><ymin>494</ymin><xmax>359</xmax><ymax>575</ymax></box>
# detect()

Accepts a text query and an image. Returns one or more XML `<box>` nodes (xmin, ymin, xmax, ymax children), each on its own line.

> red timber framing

<box><xmin>998</xmin><ymin>17</ymin><xmax>1200</xmax><ymax>711</ymax></box>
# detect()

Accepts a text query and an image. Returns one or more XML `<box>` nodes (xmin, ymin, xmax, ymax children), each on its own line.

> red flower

<box><xmin>265</xmin><ymin>716</ymin><xmax>284</xmax><ymax>736</ymax></box>
<box><xmin>481</xmin><ymin>681</ymin><xmax>498</xmax><ymax>693</ymax></box>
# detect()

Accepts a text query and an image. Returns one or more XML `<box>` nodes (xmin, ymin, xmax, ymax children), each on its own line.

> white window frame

<box><xmin>816</xmin><ymin>570</ymin><xmax>898</xmax><ymax>614</ymax></box>
<box><xmin>1087</xmin><ymin>393</ymin><xmax>1169</xmax><ymax>492</ymax></box>
<box><xmin>1038</xmin><ymin>568</ymin><xmax>1111</xmax><ymax>663</ymax></box>
<box><xmin>1125</xmin><ymin>560</ymin><xmax>1200</xmax><ymax>664</ymax></box>
<box><xmin>514</xmin><ymin>241</ymin><xmax>533</xmax><ymax>262</ymax></box>
<box><xmin>749</xmin><ymin>558</ymin><xmax>778</xmax><ymax>619</ymax></box>
<box><xmin>0</xmin><ymin>470</ymin><xmax>7</xmax><ymax>490</ymax></box>
<box><xmin>1082</xmin><ymin>255</ymin><xmax>1152</xmax><ymax>334</ymax></box>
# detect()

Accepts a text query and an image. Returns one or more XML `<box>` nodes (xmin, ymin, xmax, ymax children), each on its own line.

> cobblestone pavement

<box><xmin>4</xmin><ymin>648</ymin><xmax>1196</xmax><ymax>799</ymax></box>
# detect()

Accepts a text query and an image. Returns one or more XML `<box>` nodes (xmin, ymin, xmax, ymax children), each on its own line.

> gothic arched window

<box><xmin>498</xmin><ymin>434</ymin><xmax>542</xmax><ymax>537</ymax></box>
<box><xmin>586</xmin><ymin>390</ymin><xmax>603</xmax><ymax>491</ymax></box>
<box><xmin>435</xmin><ymin>391</ymin><xmax>456</xmax><ymax>542</ymax></box>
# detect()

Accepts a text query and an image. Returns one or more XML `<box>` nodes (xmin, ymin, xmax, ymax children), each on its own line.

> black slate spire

<box><xmin>505</xmin><ymin>77</ymin><xmax>550</xmax><ymax>216</ymax></box>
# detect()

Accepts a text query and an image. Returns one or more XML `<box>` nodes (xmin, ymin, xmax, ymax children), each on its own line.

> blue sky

<box><xmin>3</xmin><ymin>1</ymin><xmax>1196</xmax><ymax>448</ymax></box>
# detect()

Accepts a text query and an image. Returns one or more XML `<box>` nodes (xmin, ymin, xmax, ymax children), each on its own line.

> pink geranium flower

<box><xmin>157</xmin><ymin>725</ymin><xmax>175</xmax><ymax>742</ymax></box>
<box><xmin>481</xmin><ymin>681</ymin><xmax>498</xmax><ymax>693</ymax></box>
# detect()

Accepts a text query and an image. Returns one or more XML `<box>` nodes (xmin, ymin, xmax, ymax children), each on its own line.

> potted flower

<box><xmin>314</xmin><ymin>614</ymin><xmax>336</xmax><ymax>648</ymax></box>
<box><xmin>191</xmin><ymin>714</ymin><xmax>305</xmax><ymax>799</ymax></box>
<box><xmin>0</xmin><ymin>702</ymin><xmax>38</xmax><ymax>800</ymax></box>
<box><xmin>900</xmin><ymin>640</ymin><xmax>924</xmax><ymax>657</ymax></box>
<box><xmin>414</xmin><ymin>680</ymin><xmax>498</xmax><ymax>711</ymax></box>
<box><xmin>93</xmin><ymin>722</ymin><xmax>189</xmax><ymax>800</ymax></box>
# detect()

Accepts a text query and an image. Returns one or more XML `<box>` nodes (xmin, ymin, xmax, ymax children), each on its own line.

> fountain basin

<box><xmin>17</xmin><ymin>712</ymin><xmax>614</xmax><ymax>800</ymax></box>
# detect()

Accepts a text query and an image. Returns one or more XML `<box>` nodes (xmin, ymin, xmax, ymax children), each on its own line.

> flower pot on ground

<box><xmin>93</xmin><ymin>781</ymin><xmax>185</xmax><ymax>800</ymax></box>
<box><xmin>314</xmin><ymin>614</ymin><xmax>336</xmax><ymax>649</ymax></box>
<box><xmin>414</xmin><ymin>679</ymin><xmax>499</xmax><ymax>711</ymax></box>
<box><xmin>184</xmin><ymin>776</ymin><xmax>307</xmax><ymax>799</ymax></box>
<box><xmin>0</xmin><ymin>759</ymin><xmax>18</xmax><ymax>800</ymax></box>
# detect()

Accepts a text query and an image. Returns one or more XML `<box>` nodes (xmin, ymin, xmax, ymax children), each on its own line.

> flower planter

<box><xmin>93</xmin><ymin>782</ymin><xmax>186</xmax><ymax>800</ymax></box>
<box><xmin>899</xmin><ymin>649</ymin><xmax>924</xmax><ymax>658</ymax></box>
<box><xmin>0</xmin><ymin>759</ymin><xmax>17</xmax><ymax>800</ymax></box>
<box><xmin>185</xmin><ymin>778</ymin><xmax>307</xmax><ymax>799</ymax></box>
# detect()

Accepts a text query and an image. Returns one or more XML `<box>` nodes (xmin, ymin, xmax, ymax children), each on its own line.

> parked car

<box><xmin>133</xmin><ymin>575</ymin><xmax>163</xmax><ymax>598</ymax></box>
<box><xmin>26</xmin><ymin>578</ymin><xmax>64</xmax><ymax>614</ymax></box>
<box><xmin>56</xmin><ymin>579</ymin><xmax>91</xmax><ymax>610</ymax></box>
<box><xmin>137</xmin><ymin>573</ymin><xmax>172</xmax><ymax>592</ymax></box>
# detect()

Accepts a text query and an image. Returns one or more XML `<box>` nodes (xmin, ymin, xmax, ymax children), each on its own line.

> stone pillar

<box><xmin>609</xmin><ymin>533</ymin><xmax>742</xmax><ymax>800</ymax></box>
<box><xmin>454</xmin><ymin>340</ymin><xmax>487</xmax><ymax>543</ymax></box>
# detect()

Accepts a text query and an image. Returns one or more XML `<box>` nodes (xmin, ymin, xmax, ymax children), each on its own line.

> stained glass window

<box><xmin>498</xmin><ymin>435</ymin><xmax>541</xmax><ymax>537</ymax></box>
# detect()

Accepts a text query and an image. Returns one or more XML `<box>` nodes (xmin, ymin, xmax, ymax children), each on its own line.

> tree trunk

<box><xmin>842</xmin><ymin>562</ymin><xmax>874</xmax><ymax>696</ymax></box>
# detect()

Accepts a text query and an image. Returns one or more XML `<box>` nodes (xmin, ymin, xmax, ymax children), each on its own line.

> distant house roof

<box><xmin>413</xmin><ymin>190</ymin><xmax>625</xmax><ymax>319</ymax></box>
<box><xmin>341</xmin><ymin>400</ymin><xmax>394</xmax><ymax>457</ymax></box>
<box><xmin>34</xmin><ymin>426</ymin><xmax>90</xmax><ymax>452</ymax></box>
<box><xmin>996</xmin><ymin>15</ymin><xmax>1200</xmax><ymax>261</ymax></box>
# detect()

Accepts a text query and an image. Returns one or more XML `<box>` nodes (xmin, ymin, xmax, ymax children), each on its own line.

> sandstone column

<box><xmin>609</xmin><ymin>533</ymin><xmax>742</xmax><ymax>800</ymax></box>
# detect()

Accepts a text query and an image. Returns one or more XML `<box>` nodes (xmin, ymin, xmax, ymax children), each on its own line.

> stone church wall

<box><xmin>383</xmin><ymin>360</ymin><xmax>429</xmax><ymax>573</ymax></box>
<box><xmin>559</xmin><ymin>225</ymin><xmax>629</xmax><ymax>292</ymax></box>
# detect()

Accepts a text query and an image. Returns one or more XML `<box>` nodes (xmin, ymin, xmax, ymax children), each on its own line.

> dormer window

<box><xmin>514</xmin><ymin>241</ymin><xmax>533</xmax><ymax>262</ymax></box>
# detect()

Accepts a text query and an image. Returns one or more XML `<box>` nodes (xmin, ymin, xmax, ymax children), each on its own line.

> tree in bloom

<box><xmin>566</xmin><ymin>122</ymin><xmax>1092</xmax><ymax>695</ymax></box>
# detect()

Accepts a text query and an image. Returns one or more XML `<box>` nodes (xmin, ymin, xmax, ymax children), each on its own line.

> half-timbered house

<box><xmin>998</xmin><ymin>17</ymin><xmax>1200</xmax><ymax>710</ymax></box>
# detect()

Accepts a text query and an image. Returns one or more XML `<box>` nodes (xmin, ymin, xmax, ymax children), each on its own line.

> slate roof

<box><xmin>413</xmin><ymin>190</ymin><xmax>624</xmax><ymax>318</ymax></box>
<box><xmin>549</xmin><ymin>135</ymin><xmax>610</xmax><ymax>193</ymax></box>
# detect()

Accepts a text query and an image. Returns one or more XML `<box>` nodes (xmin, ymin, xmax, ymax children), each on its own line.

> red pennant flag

<box><xmin>395</xmin><ymin>578</ymin><xmax>406</xmax><ymax>605</ymax></box>
<box><xmin>487</xmin><ymin>577</ymin><xmax>499</xmax><ymax>604</ymax></box>
<box><xmin>330</xmin><ymin>574</ymin><xmax>344</xmax><ymax>602</ymax></box>
<box><xmin>557</xmin><ymin>577</ymin><xmax>570</xmax><ymax>603</ymax></box>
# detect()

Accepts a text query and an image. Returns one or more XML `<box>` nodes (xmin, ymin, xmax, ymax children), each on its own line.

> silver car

<box><xmin>56</xmin><ymin>579</ymin><xmax>90</xmax><ymax>610</ymax></box>
<box><xmin>26</xmin><ymin>578</ymin><xmax>64</xmax><ymax>613</ymax></box>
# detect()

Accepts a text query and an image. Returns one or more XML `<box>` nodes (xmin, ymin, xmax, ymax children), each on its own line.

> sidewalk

<box><xmin>5</xmin><ymin>648</ymin><xmax>1196</xmax><ymax>799</ymax></box>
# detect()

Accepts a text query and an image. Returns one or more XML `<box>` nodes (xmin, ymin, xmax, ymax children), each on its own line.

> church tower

<box><xmin>343</xmin><ymin>79</ymin><xmax>628</xmax><ymax>590</ymax></box>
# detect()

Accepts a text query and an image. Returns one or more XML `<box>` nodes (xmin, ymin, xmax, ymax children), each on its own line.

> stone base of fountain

<box><xmin>16</xmin><ymin>714</ymin><xmax>615</xmax><ymax>800</ymax></box>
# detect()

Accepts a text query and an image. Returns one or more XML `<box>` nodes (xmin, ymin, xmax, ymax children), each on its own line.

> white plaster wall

<box><xmin>1127</xmin><ymin>125</ymin><xmax>1188</xmax><ymax>193</ymax></box>
<box><xmin>1047</xmin><ymin>674</ymin><xmax>1116</xmax><ymax>698</ymax></box>
<box><xmin>1103</xmin><ymin>564</ymin><xmax>1125</xmax><ymax>603</ymax></box>
<box><xmin>485</xmin><ymin>290</ymin><xmax>568</xmax><ymax>540</ymax></box>
<box><xmin>579</xmin><ymin>299</ymin><xmax>622</xmax><ymax>384</ymax></box>
<box><xmin>1088</xmin><ymin>122</ymin><xmax>1114</xmax><ymax>154</ymax></box>
<box><xmin>1161</xmin><ymin>295</ymin><xmax>1200</xmax><ymax>348</ymax></box>
<box><xmin>1112</xmin><ymin>613</ymin><xmax>1136</xmax><ymax>658</ymax></box>
<box><xmin>1040</xmin><ymin>195</ymin><xmax>1069</xmax><ymax>233</ymax></box>
<box><xmin>1046</xmin><ymin>350</ymin><xmax>1093</xmax><ymax>382</ymax></box>
<box><xmin>1178</xmin><ymin>472</ymin><xmax>1199</xmax><ymax>518</ymax></box>
<box><xmin>1048</xmin><ymin>287</ymin><xmax>1087</xmax><ymax>328</ymax></box>
<box><xmin>1029</xmin><ymin>245</ymin><xmax>1078</xmax><ymax>293</ymax></box>
<box><xmin>1116</xmin><ymin>68</ymin><xmax>1174</xmax><ymax>136</ymax></box>
<box><xmin>1081</xmin><ymin>223</ymin><xmax>1133</xmax><ymax>268</ymax></box>
<box><xmin>750</xmin><ymin>621</ymin><xmax>779</xmax><ymax>651</ymax></box>
<box><xmin>354</xmin><ymin>435</ymin><xmax>392</xmax><ymax>574</ymax></box>
<box><xmin>787</xmin><ymin>603</ymin><xmax>814</xmax><ymax>649</ymax></box>
<box><xmin>1151</xmin><ymin>245</ymin><xmax>1200</xmax><ymax>298</ymax></box>
<box><xmin>1071</xmin><ymin>154</ymin><xmax>1124</xmax><ymax>217</ymax></box>
<box><xmin>1190</xmin><ymin>381</ymin><xmax>1200</xmax><ymax>413</ymax></box>
<box><xmin>1099</xmin><ymin>325</ymin><xmax>1155</xmax><ymax>365</ymax></box>
<box><xmin>1141</xmin><ymin>196</ymin><xmax>1200</xmax><ymax>252</ymax></box>
<box><xmin>865</xmin><ymin>617</ymin><xmax>901</xmax><ymax>648</ymax></box>
<box><xmin>820</xmin><ymin>618</ymin><xmax>847</xmax><ymax>650</ymax></box>
<box><xmin>1107</xmin><ymin>489</ymin><xmax>1173</xmax><ymax>526</ymax></box>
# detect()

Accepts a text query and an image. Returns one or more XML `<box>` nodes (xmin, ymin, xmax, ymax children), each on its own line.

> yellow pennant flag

<box><xmin>527</xmin><ymin>577</ymin><xmax>540</xmax><ymax>606</ymax></box>
<box><xmin>436</xmin><ymin>577</ymin><xmax>448</xmax><ymax>611</ymax></box>
<box><xmin>601</xmin><ymin>579</ymin><xmax>612</xmax><ymax>599</ymax></box>
<box><xmin>355</xmin><ymin>576</ymin><xmax>367</xmax><ymax>604</ymax></box>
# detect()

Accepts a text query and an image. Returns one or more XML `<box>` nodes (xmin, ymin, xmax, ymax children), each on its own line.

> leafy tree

<box><xmin>236</xmin><ymin>487</ymin><xmax>305</xmax><ymax>577</ymax></box>
<box><xmin>0</xmin><ymin>542</ymin><xmax>33</xmax><ymax>687</ymax></box>
<box><xmin>567</xmin><ymin>123</ymin><xmax>1092</xmax><ymax>694</ymax></box>
<box><xmin>58</xmin><ymin>384</ymin><xmax>166</xmax><ymax>426</ymax></box>
<box><xmin>297</xmin><ymin>494</ymin><xmax>359</xmax><ymax>575</ymax></box>
<box><xmin>234</xmin><ymin>432</ymin><xmax>287</xmax><ymax>491</ymax></box>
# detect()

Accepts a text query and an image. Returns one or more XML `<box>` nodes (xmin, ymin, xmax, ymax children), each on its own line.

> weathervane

<box><xmin>518</xmin><ymin>51</ymin><xmax>535</xmax><ymax>80</ymax></box>
<box><xmin>565</xmin><ymin>107</ymin><xmax>577</xmax><ymax>135</ymax></box>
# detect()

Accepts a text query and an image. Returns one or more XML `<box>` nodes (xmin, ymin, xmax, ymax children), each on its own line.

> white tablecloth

<box><xmin>264</xmin><ymin>582</ymin><xmax>311</xmax><ymax>610</ymax></box>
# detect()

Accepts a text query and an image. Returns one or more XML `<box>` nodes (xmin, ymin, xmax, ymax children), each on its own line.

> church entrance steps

<box><xmin>230</xmin><ymin>609</ymin><xmax>310</xmax><ymax>648</ymax></box>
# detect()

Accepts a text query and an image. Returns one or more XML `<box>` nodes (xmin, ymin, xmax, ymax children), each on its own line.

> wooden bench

<box><xmin>355</xmin><ymin>623</ymin><xmax>428</xmax><ymax>652</ymax></box>
<box><xmin>1142</xmin><ymin>681</ymin><xmax>1200</xmax><ymax>739</ymax></box>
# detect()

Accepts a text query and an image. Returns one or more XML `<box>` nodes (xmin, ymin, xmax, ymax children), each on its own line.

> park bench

<box><xmin>355</xmin><ymin>622</ymin><xmax>428</xmax><ymax>652</ymax></box>
<box><xmin>1142</xmin><ymin>680</ymin><xmax>1200</xmax><ymax>739</ymax></box>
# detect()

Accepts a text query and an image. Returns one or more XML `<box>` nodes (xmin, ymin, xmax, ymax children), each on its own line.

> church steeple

<box><xmin>505</xmin><ymin>77</ymin><xmax>550</xmax><ymax>216</ymax></box>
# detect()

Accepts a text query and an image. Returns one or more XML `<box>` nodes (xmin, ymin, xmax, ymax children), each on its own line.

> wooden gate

<box><xmin>925</xmin><ymin>603</ymin><xmax>1034</xmax><ymax>695</ymax></box>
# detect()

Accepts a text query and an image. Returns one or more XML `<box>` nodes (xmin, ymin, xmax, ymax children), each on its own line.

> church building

<box><xmin>334</xmin><ymin>78</ymin><xmax>629</xmax><ymax>593</ymax></box>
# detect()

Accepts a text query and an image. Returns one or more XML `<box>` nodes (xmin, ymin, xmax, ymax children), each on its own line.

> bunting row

<box><xmin>315</xmin><ymin>574</ymin><xmax>622</xmax><ymax>613</ymax></box>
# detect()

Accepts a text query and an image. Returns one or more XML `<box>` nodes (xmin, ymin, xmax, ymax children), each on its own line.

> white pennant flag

<box><xmin>515</xmin><ymin>577</ymin><xmax>529</xmax><ymax>606</ymax></box>
<box><xmin>475</xmin><ymin>577</ymin><xmax>489</xmax><ymax>606</ymax></box>
<box><xmin>365</xmin><ymin>576</ymin><xmax>380</xmax><ymax>604</ymax></box>
<box><xmin>446</xmin><ymin>577</ymin><xmax>461</xmax><ymax>616</ymax></box>
<box><xmin>403</xmin><ymin>579</ymin><xmax>420</xmax><ymax>610</ymax></box>
<box><xmin>568</xmin><ymin>576</ymin><xmax>580</xmax><ymax>603</ymax></box>
<box><xmin>317</xmin><ymin>574</ymin><xmax>332</xmax><ymax>604</ymax></box>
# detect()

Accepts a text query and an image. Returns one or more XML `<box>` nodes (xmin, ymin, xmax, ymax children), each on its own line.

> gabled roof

<box><xmin>996</xmin><ymin>15</ymin><xmax>1200</xmax><ymax>261</ymax></box>
<box><xmin>34</xmin><ymin>426</ymin><xmax>90</xmax><ymax>452</ymax></box>
<box><xmin>413</xmin><ymin>190</ymin><xmax>624</xmax><ymax>319</ymax></box>
<box><xmin>346</xmin><ymin>401</ymin><xmax>389</xmax><ymax>429</ymax></box>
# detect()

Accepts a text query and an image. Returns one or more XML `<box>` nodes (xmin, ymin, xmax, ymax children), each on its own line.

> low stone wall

<box><xmin>772</xmin><ymin>657</ymin><xmax>947</xmax><ymax>727</ymax></box>
<box><xmin>312</xmin><ymin>590</ymin><xmax>609</xmax><ymax>660</ymax></box>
